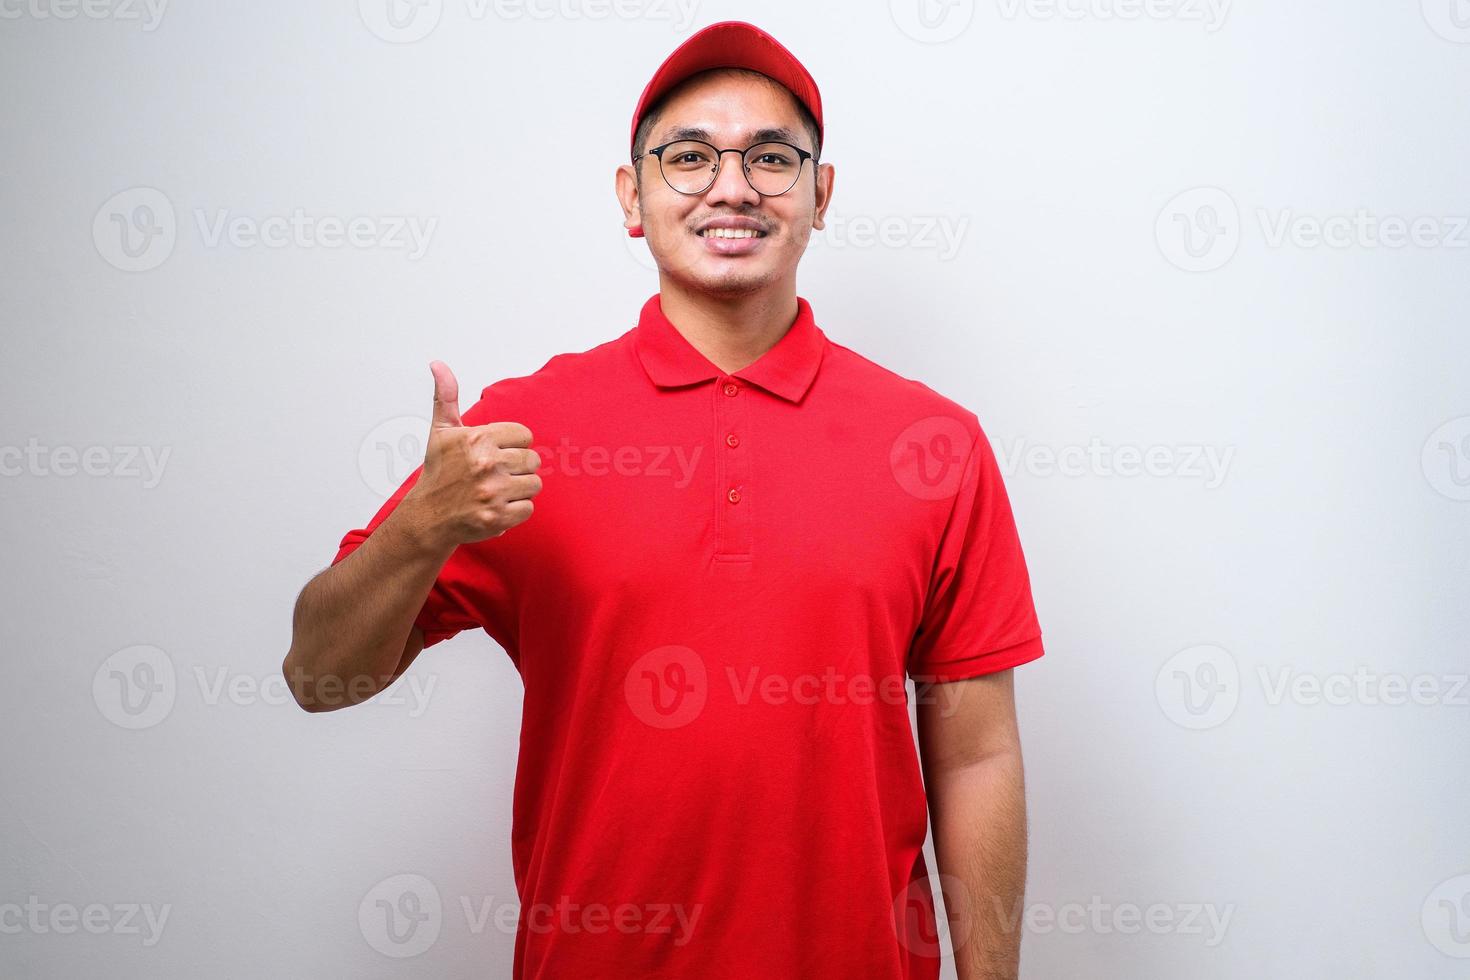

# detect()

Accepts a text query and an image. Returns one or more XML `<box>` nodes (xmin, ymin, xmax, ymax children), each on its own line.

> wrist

<box><xmin>390</xmin><ymin>492</ymin><xmax>457</xmax><ymax>562</ymax></box>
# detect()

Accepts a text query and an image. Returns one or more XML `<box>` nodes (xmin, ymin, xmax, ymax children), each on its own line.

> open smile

<box><xmin>697</xmin><ymin>226</ymin><xmax>768</xmax><ymax>254</ymax></box>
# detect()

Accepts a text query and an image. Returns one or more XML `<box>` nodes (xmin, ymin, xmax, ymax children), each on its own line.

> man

<box><xmin>283</xmin><ymin>20</ymin><xmax>1045</xmax><ymax>980</ymax></box>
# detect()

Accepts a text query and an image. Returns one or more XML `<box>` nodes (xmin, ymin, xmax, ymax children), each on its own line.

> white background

<box><xmin>2</xmin><ymin>1</ymin><xmax>1468</xmax><ymax>977</ymax></box>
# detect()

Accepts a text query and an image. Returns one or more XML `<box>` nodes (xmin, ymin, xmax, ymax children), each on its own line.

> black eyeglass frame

<box><xmin>632</xmin><ymin>139</ymin><xmax>818</xmax><ymax>197</ymax></box>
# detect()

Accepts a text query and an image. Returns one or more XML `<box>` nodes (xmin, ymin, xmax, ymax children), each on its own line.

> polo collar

<box><xmin>633</xmin><ymin>292</ymin><xmax>826</xmax><ymax>403</ymax></box>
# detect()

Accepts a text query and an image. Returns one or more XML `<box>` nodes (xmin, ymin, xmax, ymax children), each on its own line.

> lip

<box><xmin>699</xmin><ymin>231</ymin><xmax>766</xmax><ymax>256</ymax></box>
<box><xmin>697</xmin><ymin>216</ymin><xmax>767</xmax><ymax>234</ymax></box>
<box><xmin>695</xmin><ymin>218</ymin><xmax>769</xmax><ymax>256</ymax></box>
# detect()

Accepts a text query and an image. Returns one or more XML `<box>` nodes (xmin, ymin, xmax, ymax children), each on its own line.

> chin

<box><xmin>681</xmin><ymin>264</ymin><xmax>777</xmax><ymax>297</ymax></box>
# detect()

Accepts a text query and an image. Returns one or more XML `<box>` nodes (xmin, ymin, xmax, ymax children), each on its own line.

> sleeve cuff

<box><xmin>908</xmin><ymin>633</ymin><xmax>1045</xmax><ymax>683</ymax></box>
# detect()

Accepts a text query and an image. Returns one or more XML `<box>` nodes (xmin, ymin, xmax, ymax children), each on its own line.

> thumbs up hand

<box><xmin>405</xmin><ymin>360</ymin><xmax>542</xmax><ymax>548</ymax></box>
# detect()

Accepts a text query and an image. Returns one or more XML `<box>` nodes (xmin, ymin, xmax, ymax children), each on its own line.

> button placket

<box><xmin>714</xmin><ymin>376</ymin><xmax>752</xmax><ymax>557</ymax></box>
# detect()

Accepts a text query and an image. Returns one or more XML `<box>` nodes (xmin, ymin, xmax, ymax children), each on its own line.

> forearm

<box><xmin>926</xmin><ymin>748</ymin><xmax>1029</xmax><ymax>980</ymax></box>
<box><xmin>283</xmin><ymin>494</ymin><xmax>453</xmax><ymax>711</ymax></box>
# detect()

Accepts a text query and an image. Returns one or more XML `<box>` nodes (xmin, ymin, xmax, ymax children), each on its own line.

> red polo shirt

<box><xmin>333</xmin><ymin>292</ymin><xmax>1044</xmax><ymax>978</ymax></box>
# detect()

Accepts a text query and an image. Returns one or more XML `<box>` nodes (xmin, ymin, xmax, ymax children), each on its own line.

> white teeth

<box><xmin>701</xmin><ymin>227</ymin><xmax>763</xmax><ymax>239</ymax></box>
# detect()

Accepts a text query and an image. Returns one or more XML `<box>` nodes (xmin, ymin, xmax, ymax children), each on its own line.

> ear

<box><xmin>616</xmin><ymin>163</ymin><xmax>644</xmax><ymax>238</ymax></box>
<box><xmin>811</xmin><ymin>161</ymin><xmax>835</xmax><ymax>232</ymax></box>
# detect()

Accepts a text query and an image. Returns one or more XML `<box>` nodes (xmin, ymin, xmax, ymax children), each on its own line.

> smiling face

<box><xmin>617</xmin><ymin>68</ymin><xmax>834</xmax><ymax>298</ymax></box>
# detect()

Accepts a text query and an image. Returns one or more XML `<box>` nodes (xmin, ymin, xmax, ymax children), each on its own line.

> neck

<box><xmin>656</xmin><ymin>277</ymin><xmax>800</xmax><ymax>376</ymax></box>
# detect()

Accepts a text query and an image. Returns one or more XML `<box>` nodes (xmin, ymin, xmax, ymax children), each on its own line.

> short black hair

<box><xmin>631</xmin><ymin>67</ymin><xmax>822</xmax><ymax>166</ymax></box>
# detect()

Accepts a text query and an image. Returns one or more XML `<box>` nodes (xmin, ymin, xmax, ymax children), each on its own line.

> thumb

<box><xmin>429</xmin><ymin>360</ymin><xmax>462</xmax><ymax>429</ymax></box>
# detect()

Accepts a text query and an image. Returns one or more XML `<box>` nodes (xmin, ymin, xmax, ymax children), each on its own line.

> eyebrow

<box><xmin>660</xmin><ymin>125</ymin><xmax>808</xmax><ymax>149</ymax></box>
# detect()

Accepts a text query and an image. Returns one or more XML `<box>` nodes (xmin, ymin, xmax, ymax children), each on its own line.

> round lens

<box><xmin>743</xmin><ymin>142</ymin><xmax>803</xmax><ymax>196</ymax></box>
<box><xmin>660</xmin><ymin>141</ymin><xmax>719</xmax><ymax>194</ymax></box>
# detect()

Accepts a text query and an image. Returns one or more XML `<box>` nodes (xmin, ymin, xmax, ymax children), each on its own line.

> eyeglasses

<box><xmin>633</xmin><ymin>139</ymin><xmax>817</xmax><ymax>197</ymax></box>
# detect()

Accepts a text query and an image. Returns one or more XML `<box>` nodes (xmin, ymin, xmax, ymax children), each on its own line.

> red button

<box><xmin>722</xmin><ymin>382</ymin><xmax>739</xmax><ymax>397</ymax></box>
<box><xmin>725</xmin><ymin>433</ymin><xmax>740</xmax><ymax>448</ymax></box>
<box><xmin>727</xmin><ymin>488</ymin><xmax>741</xmax><ymax>504</ymax></box>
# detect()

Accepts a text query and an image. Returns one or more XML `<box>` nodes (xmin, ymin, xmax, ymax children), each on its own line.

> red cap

<box><xmin>627</xmin><ymin>21</ymin><xmax>823</xmax><ymax>238</ymax></box>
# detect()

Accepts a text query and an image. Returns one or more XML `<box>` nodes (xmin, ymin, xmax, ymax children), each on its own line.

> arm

<box><xmin>281</xmin><ymin>501</ymin><xmax>449</xmax><ymax>712</ymax></box>
<box><xmin>915</xmin><ymin>667</ymin><xmax>1029</xmax><ymax>980</ymax></box>
<box><xmin>282</xmin><ymin>360</ymin><xmax>541</xmax><ymax>712</ymax></box>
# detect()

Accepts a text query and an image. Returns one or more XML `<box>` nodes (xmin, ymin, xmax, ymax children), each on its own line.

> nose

<box><xmin>703</xmin><ymin>148</ymin><xmax>762</xmax><ymax>208</ymax></box>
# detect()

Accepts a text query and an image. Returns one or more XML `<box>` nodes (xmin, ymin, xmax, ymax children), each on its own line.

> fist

<box><xmin>405</xmin><ymin>360</ymin><xmax>542</xmax><ymax>547</ymax></box>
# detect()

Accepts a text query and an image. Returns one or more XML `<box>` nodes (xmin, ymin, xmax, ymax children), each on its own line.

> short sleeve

<box><xmin>330</xmin><ymin>385</ymin><xmax>519</xmax><ymax>655</ymax></box>
<box><xmin>906</xmin><ymin>414</ymin><xmax>1044</xmax><ymax>682</ymax></box>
